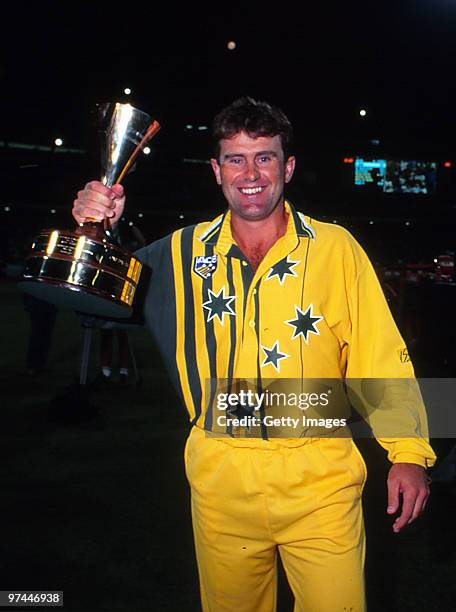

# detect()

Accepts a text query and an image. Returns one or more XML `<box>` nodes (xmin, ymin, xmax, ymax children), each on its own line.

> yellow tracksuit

<box><xmin>136</xmin><ymin>202</ymin><xmax>436</xmax><ymax>611</ymax></box>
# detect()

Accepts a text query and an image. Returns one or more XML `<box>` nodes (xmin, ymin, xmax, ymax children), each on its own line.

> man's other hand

<box><xmin>72</xmin><ymin>181</ymin><xmax>125</xmax><ymax>225</ymax></box>
<box><xmin>387</xmin><ymin>462</ymin><xmax>431</xmax><ymax>533</ymax></box>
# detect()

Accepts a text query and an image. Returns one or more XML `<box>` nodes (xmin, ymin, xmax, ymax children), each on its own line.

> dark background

<box><xmin>1</xmin><ymin>2</ymin><xmax>456</xmax><ymax>610</ymax></box>
<box><xmin>1</xmin><ymin>0</ymin><xmax>456</xmax><ymax>255</ymax></box>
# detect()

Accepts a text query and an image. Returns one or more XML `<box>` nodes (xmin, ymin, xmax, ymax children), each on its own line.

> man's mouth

<box><xmin>239</xmin><ymin>186</ymin><xmax>266</xmax><ymax>195</ymax></box>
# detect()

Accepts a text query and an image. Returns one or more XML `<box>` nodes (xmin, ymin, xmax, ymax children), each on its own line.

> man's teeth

<box><xmin>240</xmin><ymin>187</ymin><xmax>264</xmax><ymax>195</ymax></box>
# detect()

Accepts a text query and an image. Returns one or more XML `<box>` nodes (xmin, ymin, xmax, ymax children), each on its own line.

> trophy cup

<box><xmin>19</xmin><ymin>103</ymin><xmax>160</xmax><ymax>318</ymax></box>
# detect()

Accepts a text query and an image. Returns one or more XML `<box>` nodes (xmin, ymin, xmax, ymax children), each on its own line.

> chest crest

<box><xmin>193</xmin><ymin>255</ymin><xmax>218</xmax><ymax>280</ymax></box>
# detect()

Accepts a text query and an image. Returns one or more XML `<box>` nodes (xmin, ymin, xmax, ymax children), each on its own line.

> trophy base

<box><xmin>19</xmin><ymin>279</ymin><xmax>133</xmax><ymax>319</ymax></box>
<box><xmin>19</xmin><ymin>226</ymin><xmax>143</xmax><ymax>319</ymax></box>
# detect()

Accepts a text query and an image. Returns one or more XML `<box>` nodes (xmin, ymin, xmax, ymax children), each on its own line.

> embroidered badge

<box><xmin>193</xmin><ymin>255</ymin><xmax>218</xmax><ymax>280</ymax></box>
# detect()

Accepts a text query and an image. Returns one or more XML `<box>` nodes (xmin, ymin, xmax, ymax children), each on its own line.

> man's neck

<box><xmin>230</xmin><ymin>203</ymin><xmax>288</xmax><ymax>270</ymax></box>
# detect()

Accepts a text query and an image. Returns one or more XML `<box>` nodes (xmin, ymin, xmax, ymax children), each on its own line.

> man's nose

<box><xmin>244</xmin><ymin>160</ymin><xmax>260</xmax><ymax>181</ymax></box>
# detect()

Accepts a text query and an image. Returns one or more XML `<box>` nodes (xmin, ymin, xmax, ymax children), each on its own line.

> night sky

<box><xmin>3</xmin><ymin>1</ymin><xmax>455</xmax><ymax>156</ymax></box>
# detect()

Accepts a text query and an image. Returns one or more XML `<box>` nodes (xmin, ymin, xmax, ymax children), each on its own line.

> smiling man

<box><xmin>72</xmin><ymin>97</ymin><xmax>436</xmax><ymax>612</ymax></box>
<box><xmin>211</xmin><ymin>132</ymin><xmax>295</xmax><ymax>221</ymax></box>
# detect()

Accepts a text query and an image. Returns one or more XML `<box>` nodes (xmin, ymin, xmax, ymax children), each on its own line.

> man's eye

<box><xmin>228</xmin><ymin>158</ymin><xmax>243</xmax><ymax>165</ymax></box>
<box><xmin>257</xmin><ymin>156</ymin><xmax>271</xmax><ymax>164</ymax></box>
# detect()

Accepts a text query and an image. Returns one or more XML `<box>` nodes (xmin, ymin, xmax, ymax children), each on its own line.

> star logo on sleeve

<box><xmin>202</xmin><ymin>287</ymin><xmax>236</xmax><ymax>324</ymax></box>
<box><xmin>265</xmin><ymin>256</ymin><xmax>300</xmax><ymax>285</ymax></box>
<box><xmin>261</xmin><ymin>341</ymin><xmax>290</xmax><ymax>372</ymax></box>
<box><xmin>285</xmin><ymin>304</ymin><xmax>323</xmax><ymax>344</ymax></box>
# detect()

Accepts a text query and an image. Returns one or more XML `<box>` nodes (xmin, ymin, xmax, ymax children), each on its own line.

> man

<box><xmin>73</xmin><ymin>97</ymin><xmax>436</xmax><ymax>611</ymax></box>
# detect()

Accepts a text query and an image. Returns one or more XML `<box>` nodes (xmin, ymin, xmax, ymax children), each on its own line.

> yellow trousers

<box><xmin>185</xmin><ymin>427</ymin><xmax>367</xmax><ymax>612</ymax></box>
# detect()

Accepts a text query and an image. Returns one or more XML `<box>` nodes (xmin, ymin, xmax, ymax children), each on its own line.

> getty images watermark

<box><xmin>200</xmin><ymin>378</ymin><xmax>456</xmax><ymax>438</ymax></box>
<box><xmin>216</xmin><ymin>388</ymin><xmax>345</xmax><ymax>430</ymax></box>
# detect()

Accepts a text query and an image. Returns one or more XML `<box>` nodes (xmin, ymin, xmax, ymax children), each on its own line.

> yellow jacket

<box><xmin>136</xmin><ymin>201</ymin><xmax>436</xmax><ymax>468</ymax></box>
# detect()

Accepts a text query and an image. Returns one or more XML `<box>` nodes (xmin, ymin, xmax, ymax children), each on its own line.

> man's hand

<box><xmin>387</xmin><ymin>462</ymin><xmax>431</xmax><ymax>533</ymax></box>
<box><xmin>72</xmin><ymin>181</ymin><xmax>125</xmax><ymax>225</ymax></box>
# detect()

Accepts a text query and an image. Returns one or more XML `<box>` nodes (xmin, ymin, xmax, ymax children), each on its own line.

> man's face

<box><xmin>210</xmin><ymin>131</ymin><xmax>295</xmax><ymax>221</ymax></box>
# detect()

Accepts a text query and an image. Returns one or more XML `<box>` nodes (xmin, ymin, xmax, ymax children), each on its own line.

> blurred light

<box><xmin>138</xmin><ymin>212</ymin><xmax>144</xmax><ymax>218</ymax></box>
<box><xmin>371</xmin><ymin>138</ymin><xmax>380</xmax><ymax>146</ymax></box>
<box><xmin>46</xmin><ymin>230</ymin><xmax>59</xmax><ymax>255</ymax></box>
<box><xmin>186</xmin><ymin>124</ymin><xmax>193</xmax><ymax>130</ymax></box>
<box><xmin>405</xmin><ymin>221</ymin><xmax>411</xmax><ymax>226</ymax></box>
<box><xmin>198</xmin><ymin>125</ymin><xmax>208</xmax><ymax>131</ymax></box>
<box><xmin>54</xmin><ymin>138</ymin><xmax>63</xmax><ymax>147</ymax></box>
<box><xmin>227</xmin><ymin>41</ymin><xmax>236</xmax><ymax>50</ymax></box>
<box><xmin>332</xmin><ymin>219</ymin><xmax>337</xmax><ymax>224</ymax></box>
<box><xmin>434</xmin><ymin>258</ymin><xmax>438</xmax><ymax>263</ymax></box>
<box><xmin>183</xmin><ymin>158</ymin><xmax>211</xmax><ymax>165</ymax></box>
<box><xmin>369</xmin><ymin>220</ymin><xmax>374</xmax><ymax>225</ymax></box>
<box><xmin>124</xmin><ymin>88</ymin><xmax>131</xmax><ymax>95</ymax></box>
<box><xmin>128</xmin><ymin>221</ymin><xmax>133</xmax><ymax>226</ymax></box>
<box><xmin>179</xmin><ymin>214</ymin><xmax>185</xmax><ymax>219</ymax></box>
<box><xmin>50</xmin><ymin>208</ymin><xmax>56</xmax><ymax>214</ymax></box>
<box><xmin>74</xmin><ymin>236</ymin><xmax>86</xmax><ymax>259</ymax></box>
<box><xmin>444</xmin><ymin>161</ymin><xmax>452</xmax><ymax>168</ymax></box>
<box><xmin>112</xmin><ymin>104</ymin><xmax>133</xmax><ymax>164</ymax></box>
<box><xmin>343</xmin><ymin>157</ymin><xmax>354</xmax><ymax>164</ymax></box>
<box><xmin>4</xmin><ymin>206</ymin><xmax>11</xmax><ymax>212</ymax></box>
<box><xmin>359</xmin><ymin>109</ymin><xmax>367</xmax><ymax>117</ymax></box>
<box><xmin>143</xmin><ymin>146</ymin><xmax>151</xmax><ymax>155</ymax></box>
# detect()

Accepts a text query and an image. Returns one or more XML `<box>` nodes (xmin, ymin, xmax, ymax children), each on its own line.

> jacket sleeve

<box><xmin>344</xmin><ymin>243</ymin><xmax>436</xmax><ymax>468</ymax></box>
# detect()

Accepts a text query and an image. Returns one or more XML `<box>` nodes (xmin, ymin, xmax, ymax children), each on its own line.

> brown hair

<box><xmin>212</xmin><ymin>97</ymin><xmax>294</xmax><ymax>160</ymax></box>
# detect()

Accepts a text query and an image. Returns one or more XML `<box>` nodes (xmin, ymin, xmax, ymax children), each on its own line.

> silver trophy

<box><xmin>19</xmin><ymin>103</ymin><xmax>160</xmax><ymax>318</ymax></box>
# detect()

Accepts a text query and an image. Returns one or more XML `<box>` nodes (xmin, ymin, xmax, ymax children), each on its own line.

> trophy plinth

<box><xmin>18</xmin><ymin>103</ymin><xmax>160</xmax><ymax>318</ymax></box>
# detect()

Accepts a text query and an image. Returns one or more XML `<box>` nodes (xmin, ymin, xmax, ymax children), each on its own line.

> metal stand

<box><xmin>78</xmin><ymin>315</ymin><xmax>142</xmax><ymax>385</ymax></box>
<box><xmin>80</xmin><ymin>324</ymin><xmax>93</xmax><ymax>385</ymax></box>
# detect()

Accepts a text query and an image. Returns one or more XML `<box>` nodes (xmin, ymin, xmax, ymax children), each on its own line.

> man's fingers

<box><xmin>73</xmin><ymin>204</ymin><xmax>105</xmax><ymax>223</ymax></box>
<box><xmin>421</xmin><ymin>492</ymin><xmax>429</xmax><ymax>513</ymax></box>
<box><xmin>73</xmin><ymin>185</ymin><xmax>117</xmax><ymax>223</ymax></box>
<box><xmin>407</xmin><ymin>488</ymin><xmax>430</xmax><ymax>524</ymax></box>
<box><xmin>392</xmin><ymin>489</ymin><xmax>417</xmax><ymax>532</ymax></box>
<box><xmin>77</xmin><ymin>189</ymin><xmax>115</xmax><ymax>208</ymax></box>
<box><xmin>72</xmin><ymin>180</ymin><xmax>125</xmax><ymax>225</ymax></box>
<box><xmin>84</xmin><ymin>180</ymin><xmax>114</xmax><ymax>197</ymax></box>
<box><xmin>111</xmin><ymin>183</ymin><xmax>124</xmax><ymax>198</ymax></box>
<box><xmin>387</xmin><ymin>478</ymin><xmax>400</xmax><ymax>514</ymax></box>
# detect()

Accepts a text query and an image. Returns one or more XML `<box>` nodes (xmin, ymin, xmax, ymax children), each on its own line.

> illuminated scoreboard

<box><xmin>354</xmin><ymin>158</ymin><xmax>438</xmax><ymax>194</ymax></box>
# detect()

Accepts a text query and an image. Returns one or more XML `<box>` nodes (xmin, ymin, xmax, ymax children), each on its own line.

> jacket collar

<box><xmin>197</xmin><ymin>201</ymin><xmax>315</xmax><ymax>256</ymax></box>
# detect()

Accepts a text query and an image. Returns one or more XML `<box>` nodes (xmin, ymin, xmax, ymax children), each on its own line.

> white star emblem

<box><xmin>202</xmin><ymin>286</ymin><xmax>236</xmax><ymax>324</ymax></box>
<box><xmin>265</xmin><ymin>256</ymin><xmax>300</xmax><ymax>286</ymax></box>
<box><xmin>285</xmin><ymin>304</ymin><xmax>323</xmax><ymax>344</ymax></box>
<box><xmin>260</xmin><ymin>341</ymin><xmax>290</xmax><ymax>373</ymax></box>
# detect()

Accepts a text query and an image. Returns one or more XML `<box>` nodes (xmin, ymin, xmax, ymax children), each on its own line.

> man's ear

<box><xmin>284</xmin><ymin>156</ymin><xmax>296</xmax><ymax>184</ymax></box>
<box><xmin>210</xmin><ymin>158</ymin><xmax>222</xmax><ymax>185</ymax></box>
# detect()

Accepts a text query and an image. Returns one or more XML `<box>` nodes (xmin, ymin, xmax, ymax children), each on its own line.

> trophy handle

<box><xmin>115</xmin><ymin>120</ymin><xmax>160</xmax><ymax>185</ymax></box>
